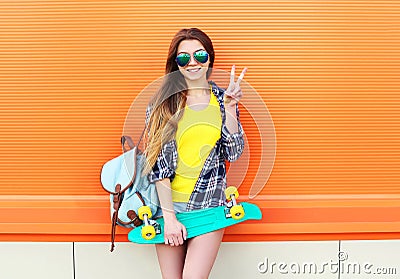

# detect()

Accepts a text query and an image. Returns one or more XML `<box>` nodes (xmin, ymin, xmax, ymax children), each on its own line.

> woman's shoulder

<box><xmin>209</xmin><ymin>80</ymin><xmax>226</xmax><ymax>100</ymax></box>
<box><xmin>145</xmin><ymin>103</ymin><xmax>153</xmax><ymax>125</ymax></box>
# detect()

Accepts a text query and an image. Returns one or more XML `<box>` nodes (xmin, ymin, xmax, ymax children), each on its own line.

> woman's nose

<box><xmin>188</xmin><ymin>54</ymin><xmax>198</xmax><ymax>65</ymax></box>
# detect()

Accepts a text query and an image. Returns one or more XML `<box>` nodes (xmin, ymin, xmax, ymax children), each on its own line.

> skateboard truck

<box><xmin>225</xmin><ymin>186</ymin><xmax>245</xmax><ymax>220</ymax></box>
<box><xmin>138</xmin><ymin>206</ymin><xmax>156</xmax><ymax>240</ymax></box>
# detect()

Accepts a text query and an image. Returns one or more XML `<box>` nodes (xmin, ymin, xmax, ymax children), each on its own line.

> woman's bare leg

<box><xmin>155</xmin><ymin>243</ymin><xmax>187</xmax><ymax>279</ymax></box>
<box><xmin>182</xmin><ymin>229</ymin><xmax>224</xmax><ymax>279</ymax></box>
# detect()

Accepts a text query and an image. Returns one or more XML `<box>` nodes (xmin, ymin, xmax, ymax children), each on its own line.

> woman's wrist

<box><xmin>162</xmin><ymin>210</ymin><xmax>177</xmax><ymax>222</ymax></box>
<box><xmin>225</xmin><ymin>106</ymin><xmax>238</xmax><ymax>121</ymax></box>
<box><xmin>225</xmin><ymin>103</ymin><xmax>237</xmax><ymax>111</ymax></box>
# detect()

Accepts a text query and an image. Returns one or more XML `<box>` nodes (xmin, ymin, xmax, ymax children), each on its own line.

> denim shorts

<box><xmin>153</xmin><ymin>202</ymin><xmax>188</xmax><ymax>219</ymax></box>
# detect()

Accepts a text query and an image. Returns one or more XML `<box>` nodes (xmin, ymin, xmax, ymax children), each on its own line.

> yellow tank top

<box><xmin>171</xmin><ymin>91</ymin><xmax>222</xmax><ymax>202</ymax></box>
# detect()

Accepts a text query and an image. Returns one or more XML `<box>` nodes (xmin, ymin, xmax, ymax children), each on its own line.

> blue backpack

<box><xmin>100</xmin><ymin>135</ymin><xmax>159</xmax><ymax>251</ymax></box>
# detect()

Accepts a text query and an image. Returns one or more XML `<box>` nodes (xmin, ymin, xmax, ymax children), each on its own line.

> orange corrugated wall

<box><xmin>1</xmin><ymin>1</ymin><xmax>400</xmax><ymax>241</ymax></box>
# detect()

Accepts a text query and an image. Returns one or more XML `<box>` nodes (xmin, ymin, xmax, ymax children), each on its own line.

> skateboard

<box><xmin>128</xmin><ymin>186</ymin><xmax>262</xmax><ymax>244</ymax></box>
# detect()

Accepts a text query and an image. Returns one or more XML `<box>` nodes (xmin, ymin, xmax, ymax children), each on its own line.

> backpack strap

<box><xmin>110</xmin><ymin>131</ymin><xmax>147</xmax><ymax>252</ymax></box>
<box><xmin>110</xmin><ymin>184</ymin><xmax>123</xmax><ymax>252</ymax></box>
<box><xmin>121</xmin><ymin>128</ymin><xmax>146</xmax><ymax>152</ymax></box>
<box><xmin>110</xmin><ymin>191</ymin><xmax>145</xmax><ymax>252</ymax></box>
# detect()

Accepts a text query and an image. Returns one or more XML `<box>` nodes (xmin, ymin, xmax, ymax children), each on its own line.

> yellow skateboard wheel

<box><xmin>225</xmin><ymin>186</ymin><xmax>239</xmax><ymax>200</ymax></box>
<box><xmin>138</xmin><ymin>205</ymin><xmax>152</xmax><ymax>220</ymax></box>
<box><xmin>230</xmin><ymin>205</ymin><xmax>245</xmax><ymax>220</ymax></box>
<box><xmin>141</xmin><ymin>225</ymin><xmax>156</xmax><ymax>240</ymax></box>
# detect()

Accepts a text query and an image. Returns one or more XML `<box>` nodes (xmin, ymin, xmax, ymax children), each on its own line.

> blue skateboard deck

<box><xmin>128</xmin><ymin>202</ymin><xmax>262</xmax><ymax>244</ymax></box>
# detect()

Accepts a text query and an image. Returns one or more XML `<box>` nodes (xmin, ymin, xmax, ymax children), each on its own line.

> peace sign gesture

<box><xmin>224</xmin><ymin>65</ymin><xmax>247</xmax><ymax>108</ymax></box>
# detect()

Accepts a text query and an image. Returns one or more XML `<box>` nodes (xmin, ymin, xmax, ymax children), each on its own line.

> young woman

<box><xmin>143</xmin><ymin>28</ymin><xmax>247</xmax><ymax>279</ymax></box>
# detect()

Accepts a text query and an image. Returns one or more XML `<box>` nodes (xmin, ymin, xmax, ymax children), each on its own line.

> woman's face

<box><xmin>176</xmin><ymin>39</ymin><xmax>210</xmax><ymax>82</ymax></box>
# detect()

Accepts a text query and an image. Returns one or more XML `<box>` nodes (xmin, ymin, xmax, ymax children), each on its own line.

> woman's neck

<box><xmin>185</xmin><ymin>79</ymin><xmax>209</xmax><ymax>97</ymax></box>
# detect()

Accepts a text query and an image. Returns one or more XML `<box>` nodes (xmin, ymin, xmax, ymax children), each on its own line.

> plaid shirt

<box><xmin>146</xmin><ymin>81</ymin><xmax>245</xmax><ymax>211</ymax></box>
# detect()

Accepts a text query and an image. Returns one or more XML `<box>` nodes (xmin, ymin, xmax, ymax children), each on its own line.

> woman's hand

<box><xmin>154</xmin><ymin>179</ymin><xmax>187</xmax><ymax>246</ymax></box>
<box><xmin>224</xmin><ymin>65</ymin><xmax>247</xmax><ymax>108</ymax></box>
<box><xmin>163</xmin><ymin>214</ymin><xmax>188</xmax><ymax>246</ymax></box>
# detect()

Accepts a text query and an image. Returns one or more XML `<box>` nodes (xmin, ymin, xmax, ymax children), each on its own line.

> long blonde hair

<box><xmin>143</xmin><ymin>28</ymin><xmax>215</xmax><ymax>174</ymax></box>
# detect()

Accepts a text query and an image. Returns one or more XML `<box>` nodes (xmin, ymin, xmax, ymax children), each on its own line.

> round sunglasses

<box><xmin>175</xmin><ymin>50</ymin><xmax>209</xmax><ymax>67</ymax></box>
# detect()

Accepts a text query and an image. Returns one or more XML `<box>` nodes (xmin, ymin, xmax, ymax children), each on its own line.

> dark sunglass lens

<box><xmin>176</xmin><ymin>53</ymin><xmax>190</xmax><ymax>67</ymax></box>
<box><xmin>194</xmin><ymin>50</ymin><xmax>209</xmax><ymax>64</ymax></box>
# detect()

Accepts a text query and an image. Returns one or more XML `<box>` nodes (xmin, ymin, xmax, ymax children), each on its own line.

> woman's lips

<box><xmin>187</xmin><ymin>68</ymin><xmax>201</xmax><ymax>73</ymax></box>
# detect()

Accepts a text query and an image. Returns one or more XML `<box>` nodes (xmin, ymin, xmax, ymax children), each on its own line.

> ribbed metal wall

<box><xmin>1</xmin><ymin>1</ymin><xmax>399</xmax><ymax>197</ymax></box>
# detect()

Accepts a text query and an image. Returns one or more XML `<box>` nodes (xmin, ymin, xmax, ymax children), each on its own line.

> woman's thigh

<box><xmin>183</xmin><ymin>228</ymin><xmax>225</xmax><ymax>279</ymax></box>
<box><xmin>155</xmin><ymin>243</ymin><xmax>187</xmax><ymax>279</ymax></box>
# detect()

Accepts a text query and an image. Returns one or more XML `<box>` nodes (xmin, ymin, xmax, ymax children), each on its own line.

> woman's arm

<box><xmin>220</xmin><ymin>105</ymin><xmax>245</xmax><ymax>162</ymax></box>
<box><xmin>225</xmin><ymin>105</ymin><xmax>239</xmax><ymax>134</ymax></box>
<box><xmin>220</xmin><ymin>65</ymin><xmax>247</xmax><ymax>161</ymax></box>
<box><xmin>155</xmin><ymin>178</ymin><xmax>187</xmax><ymax>246</ymax></box>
